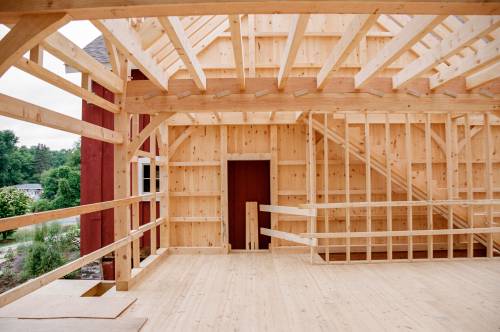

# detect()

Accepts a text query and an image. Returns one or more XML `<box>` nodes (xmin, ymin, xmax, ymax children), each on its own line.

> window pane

<box><xmin>143</xmin><ymin>164</ymin><xmax>150</xmax><ymax>178</ymax></box>
<box><xmin>156</xmin><ymin>165</ymin><xmax>160</xmax><ymax>178</ymax></box>
<box><xmin>156</xmin><ymin>179</ymin><xmax>160</xmax><ymax>192</ymax></box>
<box><xmin>143</xmin><ymin>180</ymin><xmax>150</xmax><ymax>193</ymax></box>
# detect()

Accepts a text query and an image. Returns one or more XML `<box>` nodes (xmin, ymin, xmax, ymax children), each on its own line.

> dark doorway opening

<box><xmin>228</xmin><ymin>160</ymin><xmax>271</xmax><ymax>250</ymax></box>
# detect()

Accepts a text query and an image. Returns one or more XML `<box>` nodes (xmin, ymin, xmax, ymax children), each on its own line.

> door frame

<box><xmin>224</xmin><ymin>153</ymin><xmax>273</xmax><ymax>252</ymax></box>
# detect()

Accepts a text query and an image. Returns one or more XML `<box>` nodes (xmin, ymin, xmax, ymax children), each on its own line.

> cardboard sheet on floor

<box><xmin>0</xmin><ymin>295</ymin><xmax>136</xmax><ymax>319</ymax></box>
<box><xmin>0</xmin><ymin>317</ymin><xmax>147</xmax><ymax>332</ymax></box>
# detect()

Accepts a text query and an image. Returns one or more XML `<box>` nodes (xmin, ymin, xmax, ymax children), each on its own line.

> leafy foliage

<box><xmin>0</xmin><ymin>187</ymin><xmax>32</xmax><ymax>239</ymax></box>
<box><xmin>0</xmin><ymin>130</ymin><xmax>80</xmax><ymax>186</ymax></box>
<box><xmin>21</xmin><ymin>223</ymin><xmax>80</xmax><ymax>280</ymax></box>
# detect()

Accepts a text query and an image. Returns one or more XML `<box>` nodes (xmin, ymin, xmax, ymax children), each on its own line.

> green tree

<box><xmin>0</xmin><ymin>187</ymin><xmax>32</xmax><ymax>239</ymax></box>
<box><xmin>32</xmin><ymin>166</ymin><xmax>80</xmax><ymax>211</ymax></box>
<box><xmin>31</xmin><ymin>144</ymin><xmax>52</xmax><ymax>181</ymax></box>
<box><xmin>0</xmin><ymin>130</ymin><xmax>18</xmax><ymax>187</ymax></box>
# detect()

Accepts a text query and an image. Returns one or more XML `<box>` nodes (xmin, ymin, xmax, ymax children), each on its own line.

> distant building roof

<box><xmin>13</xmin><ymin>183</ymin><xmax>42</xmax><ymax>190</ymax></box>
<box><xmin>65</xmin><ymin>35</ymin><xmax>110</xmax><ymax>73</ymax></box>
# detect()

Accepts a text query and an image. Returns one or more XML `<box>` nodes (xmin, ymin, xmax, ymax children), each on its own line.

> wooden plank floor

<box><xmin>117</xmin><ymin>253</ymin><xmax>500</xmax><ymax>331</ymax></box>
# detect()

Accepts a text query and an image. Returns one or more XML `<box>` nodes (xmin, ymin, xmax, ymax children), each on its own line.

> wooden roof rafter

<box><xmin>393</xmin><ymin>16</ymin><xmax>500</xmax><ymax>89</ymax></box>
<box><xmin>277</xmin><ymin>14</ymin><xmax>310</xmax><ymax>89</ymax></box>
<box><xmin>317</xmin><ymin>14</ymin><xmax>379</xmax><ymax>89</ymax></box>
<box><xmin>159</xmin><ymin>16</ymin><xmax>207</xmax><ymax>91</ymax></box>
<box><xmin>163</xmin><ymin>15</ymin><xmax>230</xmax><ymax>77</ymax></box>
<box><xmin>228</xmin><ymin>14</ymin><xmax>245</xmax><ymax>90</ymax></box>
<box><xmin>0</xmin><ymin>13</ymin><xmax>71</xmax><ymax>76</ymax></box>
<box><xmin>92</xmin><ymin>18</ymin><xmax>169</xmax><ymax>91</ymax></box>
<box><xmin>355</xmin><ymin>15</ymin><xmax>447</xmax><ymax>88</ymax></box>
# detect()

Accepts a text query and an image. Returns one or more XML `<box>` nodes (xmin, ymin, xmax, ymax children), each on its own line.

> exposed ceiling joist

<box><xmin>430</xmin><ymin>39</ymin><xmax>500</xmax><ymax>89</ymax></box>
<box><xmin>0</xmin><ymin>13</ymin><xmax>70</xmax><ymax>76</ymax></box>
<box><xmin>355</xmin><ymin>15</ymin><xmax>447</xmax><ymax>88</ymax></box>
<box><xmin>228</xmin><ymin>14</ymin><xmax>245</xmax><ymax>90</ymax></box>
<box><xmin>393</xmin><ymin>16</ymin><xmax>500</xmax><ymax>89</ymax></box>
<box><xmin>159</xmin><ymin>16</ymin><xmax>207</xmax><ymax>91</ymax></box>
<box><xmin>317</xmin><ymin>14</ymin><xmax>379</xmax><ymax>89</ymax></box>
<box><xmin>277</xmin><ymin>14</ymin><xmax>310</xmax><ymax>89</ymax></box>
<box><xmin>92</xmin><ymin>19</ymin><xmax>169</xmax><ymax>91</ymax></box>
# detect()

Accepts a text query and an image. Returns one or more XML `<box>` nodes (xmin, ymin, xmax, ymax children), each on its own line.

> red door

<box><xmin>228</xmin><ymin>160</ymin><xmax>271</xmax><ymax>250</ymax></box>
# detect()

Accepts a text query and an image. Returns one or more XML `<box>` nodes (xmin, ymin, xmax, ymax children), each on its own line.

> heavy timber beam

<box><xmin>355</xmin><ymin>15</ymin><xmax>446</xmax><ymax>89</ymax></box>
<box><xmin>393</xmin><ymin>16</ymin><xmax>500</xmax><ymax>89</ymax></box>
<box><xmin>317</xmin><ymin>14</ymin><xmax>378</xmax><ymax>90</ymax></box>
<box><xmin>126</xmin><ymin>78</ymin><xmax>499</xmax><ymax>114</ymax></box>
<box><xmin>14</xmin><ymin>57</ymin><xmax>119</xmax><ymax>113</ymax></box>
<box><xmin>277</xmin><ymin>14</ymin><xmax>310</xmax><ymax>89</ymax></box>
<box><xmin>42</xmin><ymin>31</ymin><xmax>124</xmax><ymax>93</ymax></box>
<box><xmin>0</xmin><ymin>13</ymin><xmax>70</xmax><ymax>76</ymax></box>
<box><xmin>159</xmin><ymin>16</ymin><xmax>207</xmax><ymax>91</ymax></box>
<box><xmin>1</xmin><ymin>1</ymin><xmax>499</xmax><ymax>22</ymax></box>
<box><xmin>0</xmin><ymin>93</ymin><xmax>123</xmax><ymax>144</ymax></box>
<box><xmin>92</xmin><ymin>19</ymin><xmax>169</xmax><ymax>91</ymax></box>
<box><xmin>228</xmin><ymin>14</ymin><xmax>245</xmax><ymax>90</ymax></box>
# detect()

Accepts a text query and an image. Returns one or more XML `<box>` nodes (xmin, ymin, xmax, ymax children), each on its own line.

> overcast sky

<box><xmin>0</xmin><ymin>21</ymin><xmax>101</xmax><ymax>150</ymax></box>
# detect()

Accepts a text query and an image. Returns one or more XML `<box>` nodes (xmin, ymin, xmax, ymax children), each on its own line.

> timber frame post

<box><xmin>114</xmin><ymin>53</ymin><xmax>131</xmax><ymax>290</ymax></box>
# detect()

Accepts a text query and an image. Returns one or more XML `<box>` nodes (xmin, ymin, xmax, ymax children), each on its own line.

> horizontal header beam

<box><xmin>1</xmin><ymin>1</ymin><xmax>499</xmax><ymax>23</ymax></box>
<box><xmin>126</xmin><ymin>77</ymin><xmax>499</xmax><ymax>114</ymax></box>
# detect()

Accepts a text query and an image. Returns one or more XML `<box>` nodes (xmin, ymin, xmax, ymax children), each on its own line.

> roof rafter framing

<box><xmin>228</xmin><ymin>14</ymin><xmax>245</xmax><ymax>90</ymax></box>
<box><xmin>277</xmin><ymin>14</ymin><xmax>310</xmax><ymax>89</ymax></box>
<box><xmin>430</xmin><ymin>38</ymin><xmax>500</xmax><ymax>89</ymax></box>
<box><xmin>92</xmin><ymin>18</ymin><xmax>169</xmax><ymax>91</ymax></box>
<box><xmin>317</xmin><ymin>14</ymin><xmax>379</xmax><ymax>89</ymax></box>
<box><xmin>0</xmin><ymin>13</ymin><xmax>71</xmax><ymax>76</ymax></box>
<box><xmin>164</xmin><ymin>15</ymin><xmax>229</xmax><ymax>77</ymax></box>
<box><xmin>393</xmin><ymin>16</ymin><xmax>500</xmax><ymax>89</ymax></box>
<box><xmin>355</xmin><ymin>15</ymin><xmax>447</xmax><ymax>89</ymax></box>
<box><xmin>159</xmin><ymin>16</ymin><xmax>207</xmax><ymax>91</ymax></box>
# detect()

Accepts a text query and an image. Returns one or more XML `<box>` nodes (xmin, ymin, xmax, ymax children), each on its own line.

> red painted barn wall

<box><xmin>80</xmin><ymin>70</ymin><xmax>159</xmax><ymax>276</ymax></box>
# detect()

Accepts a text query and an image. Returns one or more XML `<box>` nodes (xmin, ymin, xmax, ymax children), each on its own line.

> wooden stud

<box><xmin>484</xmin><ymin>113</ymin><xmax>494</xmax><ymax>257</ymax></box>
<box><xmin>425</xmin><ymin>113</ymin><xmax>433</xmax><ymax>259</ymax></box>
<box><xmin>364</xmin><ymin>113</ymin><xmax>372</xmax><ymax>261</ymax></box>
<box><xmin>385</xmin><ymin>113</ymin><xmax>393</xmax><ymax>261</ymax></box>
<box><xmin>270</xmin><ymin>125</ymin><xmax>278</xmax><ymax>248</ymax></box>
<box><xmin>149</xmin><ymin>132</ymin><xmax>157</xmax><ymax>254</ymax></box>
<box><xmin>445</xmin><ymin>113</ymin><xmax>454</xmax><ymax>259</ymax></box>
<box><xmin>220</xmin><ymin>126</ymin><xmax>229</xmax><ymax>251</ymax></box>
<box><xmin>345</xmin><ymin>116</ymin><xmax>351</xmax><ymax>262</ymax></box>
<box><xmin>323</xmin><ymin>113</ymin><xmax>330</xmax><ymax>261</ymax></box>
<box><xmin>405</xmin><ymin>113</ymin><xmax>413</xmax><ymax>260</ymax></box>
<box><xmin>464</xmin><ymin>113</ymin><xmax>474</xmax><ymax>258</ymax></box>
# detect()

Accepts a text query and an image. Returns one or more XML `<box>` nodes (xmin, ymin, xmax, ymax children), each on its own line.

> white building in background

<box><xmin>13</xmin><ymin>184</ymin><xmax>43</xmax><ymax>200</ymax></box>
